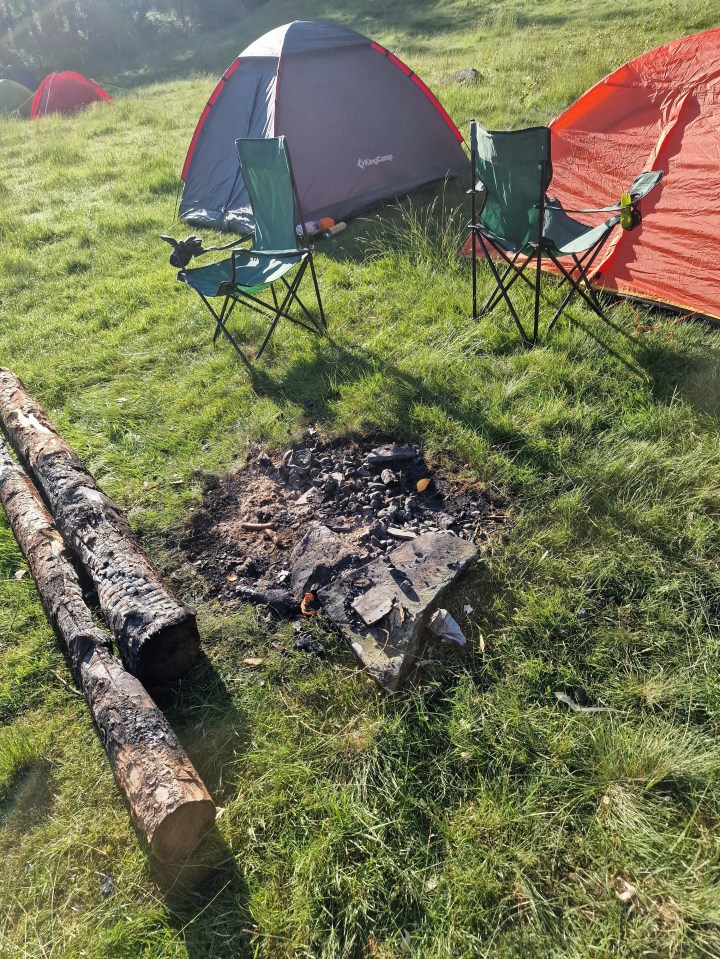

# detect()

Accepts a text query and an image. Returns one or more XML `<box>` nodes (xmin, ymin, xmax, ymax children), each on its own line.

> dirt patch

<box><xmin>182</xmin><ymin>431</ymin><xmax>507</xmax><ymax>613</ymax></box>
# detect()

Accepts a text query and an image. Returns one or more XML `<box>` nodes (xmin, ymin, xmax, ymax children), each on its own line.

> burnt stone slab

<box><xmin>290</xmin><ymin>523</ymin><xmax>354</xmax><ymax>595</ymax></box>
<box><xmin>318</xmin><ymin>531</ymin><xmax>477</xmax><ymax>692</ymax></box>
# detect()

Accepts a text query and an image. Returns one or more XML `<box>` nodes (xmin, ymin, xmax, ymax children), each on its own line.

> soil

<box><xmin>181</xmin><ymin>431</ymin><xmax>507</xmax><ymax>615</ymax></box>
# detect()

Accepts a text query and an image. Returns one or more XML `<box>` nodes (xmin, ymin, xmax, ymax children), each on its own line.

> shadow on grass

<box><xmin>145</xmin><ymin>653</ymin><xmax>253</xmax><ymax>954</ymax></box>
<box><xmin>149</xmin><ymin>651</ymin><xmax>250</xmax><ymax>807</ymax></box>
<box><xmin>153</xmin><ymin>827</ymin><xmax>252</xmax><ymax>958</ymax></box>
<box><xmin>0</xmin><ymin>757</ymin><xmax>55</xmax><ymax>838</ymax></box>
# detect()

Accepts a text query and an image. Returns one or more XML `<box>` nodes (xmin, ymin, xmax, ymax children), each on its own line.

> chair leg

<box><xmin>256</xmin><ymin>269</ymin><xmax>304</xmax><ymax>359</ymax></box>
<box><xmin>307</xmin><ymin>253</ymin><xmax>326</xmax><ymax>332</ymax></box>
<box><xmin>481</xmin><ymin>249</ymin><xmax>534</xmax><ymax>316</ymax></box>
<box><xmin>532</xmin><ymin>250</ymin><xmax>542</xmax><ymax>345</ymax></box>
<box><xmin>199</xmin><ymin>293</ymin><xmax>247</xmax><ymax>358</ymax></box>
<box><xmin>477</xmin><ymin>234</ymin><xmax>531</xmax><ymax>344</ymax></box>
<box><xmin>196</xmin><ymin>252</ymin><xmax>325</xmax><ymax>362</ymax></box>
<box><xmin>471</xmin><ymin>230</ymin><xmax>478</xmax><ymax>320</ymax></box>
<box><xmin>545</xmin><ymin>234</ymin><xmax>614</xmax><ymax>335</ymax></box>
<box><xmin>280</xmin><ymin>262</ymin><xmax>321</xmax><ymax>333</ymax></box>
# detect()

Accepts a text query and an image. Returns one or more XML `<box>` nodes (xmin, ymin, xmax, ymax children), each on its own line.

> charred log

<box><xmin>0</xmin><ymin>440</ymin><xmax>215</xmax><ymax>862</ymax></box>
<box><xmin>0</xmin><ymin>369</ymin><xmax>199</xmax><ymax>681</ymax></box>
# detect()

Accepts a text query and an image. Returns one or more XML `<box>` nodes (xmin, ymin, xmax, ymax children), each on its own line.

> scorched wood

<box><xmin>0</xmin><ymin>369</ymin><xmax>199</xmax><ymax>681</ymax></box>
<box><xmin>0</xmin><ymin>440</ymin><xmax>216</xmax><ymax>862</ymax></box>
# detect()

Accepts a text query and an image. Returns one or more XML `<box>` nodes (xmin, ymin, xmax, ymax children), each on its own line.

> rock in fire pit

<box><xmin>319</xmin><ymin>530</ymin><xmax>477</xmax><ymax>691</ymax></box>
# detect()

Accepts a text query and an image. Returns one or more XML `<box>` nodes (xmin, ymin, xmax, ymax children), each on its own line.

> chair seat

<box><xmin>473</xmin><ymin>199</ymin><xmax>620</xmax><ymax>259</ymax></box>
<box><xmin>543</xmin><ymin>199</ymin><xmax>620</xmax><ymax>256</ymax></box>
<box><xmin>179</xmin><ymin>249</ymin><xmax>303</xmax><ymax>298</ymax></box>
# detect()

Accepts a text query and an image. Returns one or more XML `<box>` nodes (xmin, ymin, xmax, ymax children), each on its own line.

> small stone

<box><xmin>296</xmin><ymin>486</ymin><xmax>323</xmax><ymax>505</ymax></box>
<box><xmin>387</xmin><ymin>527</ymin><xmax>418</xmax><ymax>540</ymax></box>
<box><xmin>293</xmin><ymin>633</ymin><xmax>325</xmax><ymax>657</ymax></box>
<box><xmin>237</xmin><ymin>556</ymin><xmax>260</xmax><ymax>578</ymax></box>
<box><xmin>352</xmin><ymin>587</ymin><xmax>395</xmax><ymax>625</ymax></box>
<box><xmin>366</xmin><ymin>444</ymin><xmax>417</xmax><ymax>466</ymax></box>
<box><xmin>293</xmin><ymin>449</ymin><xmax>313</xmax><ymax>470</ymax></box>
<box><xmin>381</xmin><ymin>469</ymin><xmax>397</xmax><ymax>485</ymax></box>
<box><xmin>448</xmin><ymin>67</ymin><xmax>479</xmax><ymax>84</ymax></box>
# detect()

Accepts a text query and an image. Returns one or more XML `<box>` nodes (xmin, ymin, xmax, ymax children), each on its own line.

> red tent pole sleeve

<box><xmin>369</xmin><ymin>42</ymin><xmax>464</xmax><ymax>143</ymax></box>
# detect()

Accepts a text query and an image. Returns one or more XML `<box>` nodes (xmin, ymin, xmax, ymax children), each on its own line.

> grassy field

<box><xmin>2</xmin><ymin>1</ymin><xmax>720</xmax><ymax>956</ymax></box>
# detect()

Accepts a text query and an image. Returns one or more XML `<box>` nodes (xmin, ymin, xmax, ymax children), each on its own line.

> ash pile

<box><xmin>185</xmin><ymin>435</ymin><xmax>506</xmax><ymax>691</ymax></box>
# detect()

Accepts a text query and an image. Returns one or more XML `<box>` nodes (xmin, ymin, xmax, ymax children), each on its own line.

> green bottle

<box><xmin>620</xmin><ymin>192</ymin><xmax>634</xmax><ymax>231</ymax></box>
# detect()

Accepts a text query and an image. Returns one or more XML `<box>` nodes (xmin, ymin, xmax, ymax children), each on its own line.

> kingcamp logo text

<box><xmin>357</xmin><ymin>154</ymin><xmax>393</xmax><ymax>171</ymax></box>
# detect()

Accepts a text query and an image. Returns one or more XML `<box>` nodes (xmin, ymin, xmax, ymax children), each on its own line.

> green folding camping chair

<box><xmin>468</xmin><ymin>121</ymin><xmax>663</xmax><ymax>344</ymax></box>
<box><xmin>176</xmin><ymin>136</ymin><xmax>325</xmax><ymax>359</ymax></box>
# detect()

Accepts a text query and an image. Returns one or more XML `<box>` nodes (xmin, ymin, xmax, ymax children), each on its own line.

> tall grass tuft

<box><xmin>360</xmin><ymin>184</ymin><xmax>466</xmax><ymax>272</ymax></box>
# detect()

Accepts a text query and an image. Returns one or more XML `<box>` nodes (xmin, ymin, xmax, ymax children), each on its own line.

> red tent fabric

<box><xmin>31</xmin><ymin>71</ymin><xmax>111</xmax><ymax>118</ymax></box>
<box><xmin>548</xmin><ymin>28</ymin><xmax>720</xmax><ymax>321</ymax></box>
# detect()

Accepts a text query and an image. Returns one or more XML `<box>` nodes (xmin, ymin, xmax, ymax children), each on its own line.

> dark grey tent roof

<box><xmin>1</xmin><ymin>63</ymin><xmax>39</xmax><ymax>91</ymax></box>
<box><xmin>180</xmin><ymin>20</ymin><xmax>469</xmax><ymax>233</ymax></box>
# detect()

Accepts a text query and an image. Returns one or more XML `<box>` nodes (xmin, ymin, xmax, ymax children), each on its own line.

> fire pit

<box><xmin>183</xmin><ymin>432</ymin><xmax>506</xmax><ymax>690</ymax></box>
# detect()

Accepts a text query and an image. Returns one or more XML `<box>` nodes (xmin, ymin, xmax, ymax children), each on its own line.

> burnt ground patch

<box><xmin>181</xmin><ymin>430</ymin><xmax>508</xmax><ymax>616</ymax></box>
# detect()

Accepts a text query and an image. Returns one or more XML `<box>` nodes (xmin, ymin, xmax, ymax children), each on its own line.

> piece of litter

<box><xmin>554</xmin><ymin>691</ymin><xmax>621</xmax><ymax>713</ymax></box>
<box><xmin>243</xmin><ymin>657</ymin><xmax>264</xmax><ymax>667</ymax></box>
<box><xmin>226</xmin><ymin>572</ymin><xmax>238</xmax><ymax>582</ymax></box>
<box><xmin>428</xmin><ymin>608</ymin><xmax>467</xmax><ymax>646</ymax></box>
<box><xmin>463</xmin><ymin>604</ymin><xmax>474</xmax><ymax>615</ymax></box>
<box><xmin>416</xmin><ymin>478</ymin><xmax>431</xmax><ymax>493</ymax></box>
<box><xmin>615</xmin><ymin>877</ymin><xmax>638</xmax><ymax>904</ymax></box>
<box><xmin>300</xmin><ymin>592</ymin><xmax>319</xmax><ymax>616</ymax></box>
<box><xmin>14</xmin><ymin>569</ymin><xmax>27</xmax><ymax>580</ymax></box>
<box><xmin>215</xmin><ymin>806</ymin><xmax>226</xmax><ymax>820</ymax></box>
<box><xmin>478</xmin><ymin>633</ymin><xmax>486</xmax><ymax>652</ymax></box>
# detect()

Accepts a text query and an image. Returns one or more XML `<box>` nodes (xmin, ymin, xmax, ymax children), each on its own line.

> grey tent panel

<box><xmin>180</xmin><ymin>20</ymin><xmax>469</xmax><ymax>233</ymax></box>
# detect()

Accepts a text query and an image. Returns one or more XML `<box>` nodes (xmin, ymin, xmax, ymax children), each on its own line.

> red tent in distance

<box><xmin>548</xmin><ymin>28</ymin><xmax>720</xmax><ymax>321</ymax></box>
<box><xmin>31</xmin><ymin>71</ymin><xmax>111</xmax><ymax>118</ymax></box>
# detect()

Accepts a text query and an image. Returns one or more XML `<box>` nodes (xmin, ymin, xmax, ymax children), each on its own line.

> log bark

<box><xmin>0</xmin><ymin>441</ymin><xmax>216</xmax><ymax>862</ymax></box>
<box><xmin>0</xmin><ymin>369</ymin><xmax>199</xmax><ymax>681</ymax></box>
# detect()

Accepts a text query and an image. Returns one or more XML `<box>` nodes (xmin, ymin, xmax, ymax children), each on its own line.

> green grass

<box><xmin>2</xmin><ymin>1</ymin><xmax>720</xmax><ymax>956</ymax></box>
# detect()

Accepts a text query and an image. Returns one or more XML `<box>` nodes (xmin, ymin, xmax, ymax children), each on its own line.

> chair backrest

<box><xmin>470</xmin><ymin>121</ymin><xmax>552</xmax><ymax>249</ymax></box>
<box><xmin>235</xmin><ymin>136</ymin><xmax>299</xmax><ymax>252</ymax></box>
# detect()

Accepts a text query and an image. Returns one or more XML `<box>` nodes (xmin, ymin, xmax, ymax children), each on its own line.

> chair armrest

<box><xmin>545</xmin><ymin>171</ymin><xmax>663</xmax><ymax>214</ymax></box>
<box><xmin>202</xmin><ymin>230</ymin><xmax>254</xmax><ymax>253</ymax></box>
<box><xmin>233</xmin><ymin>247</ymin><xmax>303</xmax><ymax>260</ymax></box>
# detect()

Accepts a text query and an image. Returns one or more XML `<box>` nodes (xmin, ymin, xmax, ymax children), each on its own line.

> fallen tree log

<box><xmin>0</xmin><ymin>440</ymin><xmax>216</xmax><ymax>862</ymax></box>
<box><xmin>0</xmin><ymin>369</ymin><xmax>199</xmax><ymax>681</ymax></box>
